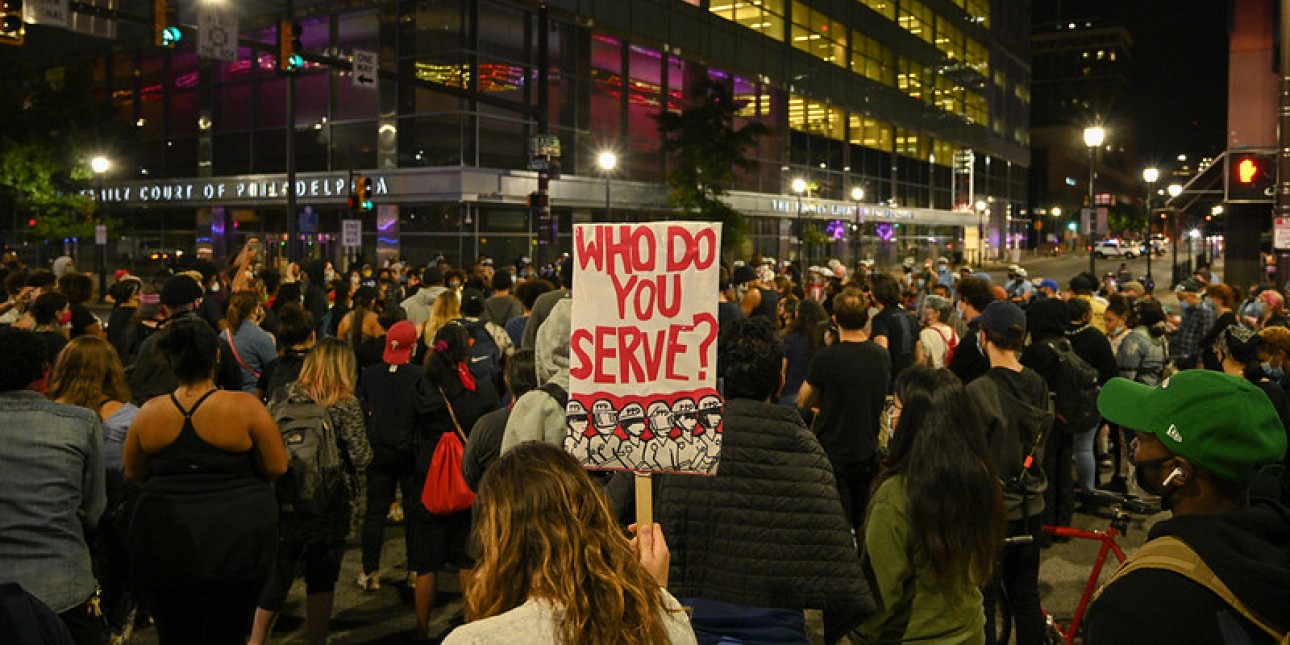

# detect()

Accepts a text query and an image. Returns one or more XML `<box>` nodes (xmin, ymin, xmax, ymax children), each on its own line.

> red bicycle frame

<box><xmin>1040</xmin><ymin>524</ymin><xmax>1129</xmax><ymax>644</ymax></box>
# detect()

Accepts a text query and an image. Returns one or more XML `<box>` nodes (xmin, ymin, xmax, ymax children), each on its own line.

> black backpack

<box><xmin>971</xmin><ymin>372</ymin><xmax>1054</xmax><ymax>495</ymax></box>
<box><xmin>460</xmin><ymin>319</ymin><xmax>501</xmax><ymax>389</ymax></box>
<box><xmin>269</xmin><ymin>397</ymin><xmax>344</xmax><ymax>516</ymax></box>
<box><xmin>1044</xmin><ymin>339</ymin><xmax>1101</xmax><ymax>433</ymax></box>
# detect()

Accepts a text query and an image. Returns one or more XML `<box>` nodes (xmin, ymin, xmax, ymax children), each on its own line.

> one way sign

<box><xmin>352</xmin><ymin>49</ymin><xmax>378</xmax><ymax>90</ymax></box>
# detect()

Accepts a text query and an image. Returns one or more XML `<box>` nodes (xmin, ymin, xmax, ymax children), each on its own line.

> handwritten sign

<box><xmin>566</xmin><ymin>222</ymin><xmax>724</xmax><ymax>475</ymax></box>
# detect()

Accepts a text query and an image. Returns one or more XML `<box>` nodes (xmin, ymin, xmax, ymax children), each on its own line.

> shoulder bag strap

<box><xmin>1099</xmin><ymin>536</ymin><xmax>1285</xmax><ymax>640</ymax></box>
<box><xmin>436</xmin><ymin>385</ymin><xmax>468</xmax><ymax>443</ymax></box>
<box><xmin>222</xmin><ymin>330</ymin><xmax>261</xmax><ymax>380</ymax></box>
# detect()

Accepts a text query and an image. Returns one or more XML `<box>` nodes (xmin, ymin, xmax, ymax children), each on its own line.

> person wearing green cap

<box><xmin>1084</xmin><ymin>370</ymin><xmax>1290</xmax><ymax>643</ymax></box>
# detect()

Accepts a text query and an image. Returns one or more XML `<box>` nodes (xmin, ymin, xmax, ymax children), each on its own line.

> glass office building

<box><xmin>3</xmin><ymin>0</ymin><xmax>1031</xmax><ymax>269</ymax></box>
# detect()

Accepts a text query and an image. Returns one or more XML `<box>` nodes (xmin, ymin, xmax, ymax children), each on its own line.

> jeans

<box><xmin>1073</xmin><ymin>425</ymin><xmax>1099</xmax><ymax>492</ymax></box>
<box><xmin>984</xmin><ymin>514</ymin><xmax>1045</xmax><ymax>645</ymax></box>
<box><xmin>830</xmin><ymin>456</ymin><xmax>878</xmax><ymax>535</ymax></box>
<box><xmin>360</xmin><ymin>453</ymin><xmax>416</xmax><ymax>575</ymax></box>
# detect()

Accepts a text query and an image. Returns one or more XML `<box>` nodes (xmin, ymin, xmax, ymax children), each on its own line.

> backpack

<box><xmin>1044</xmin><ymin>338</ymin><xmax>1101</xmax><ymax>433</ymax></box>
<box><xmin>270</xmin><ymin>397</ymin><xmax>344</xmax><ymax>516</ymax></box>
<box><xmin>460</xmin><ymin>319</ymin><xmax>501</xmax><ymax>389</ymax></box>
<box><xmin>931</xmin><ymin>325</ymin><xmax>958</xmax><ymax>365</ymax></box>
<box><xmin>1098</xmin><ymin>536</ymin><xmax>1290</xmax><ymax>643</ymax></box>
<box><xmin>971</xmin><ymin>372</ymin><xmax>1054</xmax><ymax>491</ymax></box>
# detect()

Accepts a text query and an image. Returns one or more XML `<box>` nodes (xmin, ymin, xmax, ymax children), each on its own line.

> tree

<box><xmin>655</xmin><ymin>78</ymin><xmax>770</xmax><ymax>254</ymax></box>
<box><xmin>0</xmin><ymin>143</ymin><xmax>99</xmax><ymax>242</ymax></box>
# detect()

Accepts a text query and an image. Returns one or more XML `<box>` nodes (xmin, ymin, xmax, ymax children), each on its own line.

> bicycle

<box><xmin>994</xmin><ymin>489</ymin><xmax>1158</xmax><ymax>645</ymax></box>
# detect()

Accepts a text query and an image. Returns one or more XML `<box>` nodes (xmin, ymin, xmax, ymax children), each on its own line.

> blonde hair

<box><xmin>295</xmin><ymin>337</ymin><xmax>356</xmax><ymax>407</ymax></box>
<box><xmin>49</xmin><ymin>336</ymin><xmax>132</xmax><ymax>411</ymax></box>
<box><xmin>424</xmin><ymin>289</ymin><xmax>461</xmax><ymax>344</ymax></box>
<box><xmin>468</xmin><ymin>442</ymin><xmax>677</xmax><ymax>645</ymax></box>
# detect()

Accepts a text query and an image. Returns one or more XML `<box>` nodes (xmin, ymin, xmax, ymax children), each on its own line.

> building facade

<box><xmin>2</xmin><ymin>0</ymin><xmax>1032</xmax><ymax>270</ymax></box>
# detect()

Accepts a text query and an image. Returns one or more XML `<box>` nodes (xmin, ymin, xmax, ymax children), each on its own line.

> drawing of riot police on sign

<box><xmin>668</xmin><ymin>397</ymin><xmax>706</xmax><ymax>470</ymax></box>
<box><xmin>587</xmin><ymin>399</ymin><xmax>620</xmax><ymax>464</ymax></box>
<box><xmin>644</xmin><ymin>400</ymin><xmax>683</xmax><ymax>470</ymax></box>
<box><xmin>563</xmin><ymin>399</ymin><xmax>593</xmax><ymax>460</ymax></box>
<box><xmin>693</xmin><ymin>394</ymin><xmax>724</xmax><ymax>473</ymax></box>
<box><xmin>614</xmin><ymin>402</ymin><xmax>657</xmax><ymax>470</ymax></box>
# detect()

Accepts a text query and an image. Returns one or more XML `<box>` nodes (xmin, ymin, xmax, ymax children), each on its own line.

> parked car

<box><xmin>1149</xmin><ymin>235</ymin><xmax>1169</xmax><ymax>256</ymax></box>
<box><xmin>1094</xmin><ymin>239</ymin><xmax>1137</xmax><ymax>259</ymax></box>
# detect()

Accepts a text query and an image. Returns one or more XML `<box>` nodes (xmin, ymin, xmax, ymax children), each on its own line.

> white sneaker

<box><xmin>357</xmin><ymin>571</ymin><xmax>381</xmax><ymax>591</ymax></box>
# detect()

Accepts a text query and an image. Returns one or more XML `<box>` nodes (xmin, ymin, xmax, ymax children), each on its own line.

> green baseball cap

<box><xmin>1098</xmin><ymin>371</ymin><xmax>1287</xmax><ymax>484</ymax></box>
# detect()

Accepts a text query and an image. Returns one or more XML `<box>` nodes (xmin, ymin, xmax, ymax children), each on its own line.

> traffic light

<box><xmin>1226</xmin><ymin>152</ymin><xmax>1275</xmax><ymax>203</ymax></box>
<box><xmin>1</xmin><ymin>0</ymin><xmax>23</xmax><ymax>47</ymax></box>
<box><xmin>353</xmin><ymin>175</ymin><xmax>372</xmax><ymax>212</ymax></box>
<box><xmin>153</xmin><ymin>0</ymin><xmax>181</xmax><ymax>47</ymax></box>
<box><xmin>278</xmin><ymin>21</ymin><xmax>303</xmax><ymax>72</ymax></box>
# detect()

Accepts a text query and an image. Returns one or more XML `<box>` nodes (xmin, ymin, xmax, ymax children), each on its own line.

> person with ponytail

<box><xmin>222</xmin><ymin>290</ymin><xmax>278</xmax><ymax>393</ymax></box>
<box><xmin>337</xmin><ymin>285</ymin><xmax>383</xmax><ymax>350</ymax></box>
<box><xmin>408</xmin><ymin>322</ymin><xmax>501</xmax><ymax>639</ymax></box>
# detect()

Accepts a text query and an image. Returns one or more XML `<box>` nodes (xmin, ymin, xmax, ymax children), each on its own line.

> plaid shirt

<box><xmin>1169</xmin><ymin>302</ymin><xmax>1216</xmax><ymax>367</ymax></box>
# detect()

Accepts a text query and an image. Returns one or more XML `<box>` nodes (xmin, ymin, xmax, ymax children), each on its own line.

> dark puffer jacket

<box><xmin>612</xmin><ymin>399</ymin><xmax>874</xmax><ymax>640</ymax></box>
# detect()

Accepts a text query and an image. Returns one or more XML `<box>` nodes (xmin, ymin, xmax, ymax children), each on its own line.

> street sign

<box><xmin>24</xmin><ymin>0</ymin><xmax>70</xmax><ymax>28</ymax></box>
<box><xmin>342</xmin><ymin>219</ymin><xmax>361</xmax><ymax>247</ymax></box>
<box><xmin>95</xmin><ymin>224</ymin><xmax>107</xmax><ymax>246</ymax></box>
<box><xmin>197</xmin><ymin>5</ymin><xmax>239</xmax><ymax>62</ymax></box>
<box><xmin>528</xmin><ymin>135</ymin><xmax>561</xmax><ymax>158</ymax></box>
<box><xmin>1275</xmin><ymin>218</ymin><xmax>1290</xmax><ymax>251</ymax></box>
<box><xmin>352</xmin><ymin>49</ymin><xmax>378</xmax><ymax>89</ymax></box>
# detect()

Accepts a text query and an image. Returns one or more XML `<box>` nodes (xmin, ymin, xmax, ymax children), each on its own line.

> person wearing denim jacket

<box><xmin>0</xmin><ymin>327</ymin><xmax>106</xmax><ymax>641</ymax></box>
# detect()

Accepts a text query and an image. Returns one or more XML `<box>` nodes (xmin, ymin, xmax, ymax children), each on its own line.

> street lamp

<box><xmin>976</xmin><ymin>199</ymin><xmax>987</xmax><ymax>265</ymax></box>
<box><xmin>597</xmin><ymin>150</ymin><xmax>617</xmax><ymax>220</ymax></box>
<box><xmin>1167</xmin><ymin>183</ymin><xmax>1183</xmax><ymax>285</ymax></box>
<box><xmin>850</xmin><ymin>186</ymin><xmax>865</xmax><ymax>265</ymax></box>
<box><xmin>1188</xmin><ymin>228</ymin><xmax>1201</xmax><ymax>273</ymax></box>
<box><xmin>792</xmin><ymin>178</ymin><xmax>808</xmax><ymax>277</ymax></box>
<box><xmin>1143</xmin><ymin>167</ymin><xmax>1159</xmax><ymax>285</ymax></box>
<box><xmin>91</xmin><ymin>155</ymin><xmax>110</xmax><ymax>302</ymax></box>
<box><xmin>1083</xmin><ymin>126</ymin><xmax>1106</xmax><ymax>275</ymax></box>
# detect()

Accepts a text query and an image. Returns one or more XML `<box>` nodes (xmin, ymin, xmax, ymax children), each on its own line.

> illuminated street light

<box><xmin>1052</xmin><ymin>207</ymin><xmax>1062</xmax><ymax>217</ymax></box>
<box><xmin>596</xmin><ymin>150</ymin><xmax>617</xmax><ymax>219</ymax></box>
<box><xmin>1084</xmin><ymin>126</ymin><xmax>1106</xmax><ymax>275</ymax></box>
<box><xmin>91</xmin><ymin>156</ymin><xmax>111</xmax><ymax>174</ymax></box>
<box><xmin>850</xmin><ymin>186</ymin><xmax>865</xmax><ymax>265</ymax></box>
<box><xmin>1167</xmin><ymin>183</ymin><xmax>1183</xmax><ymax>198</ymax></box>
<box><xmin>1143</xmin><ymin>167</ymin><xmax>1159</xmax><ymax>282</ymax></box>
<box><xmin>91</xmin><ymin>155</ymin><xmax>111</xmax><ymax>302</ymax></box>
<box><xmin>792</xmin><ymin>178</ymin><xmax>808</xmax><ymax>277</ymax></box>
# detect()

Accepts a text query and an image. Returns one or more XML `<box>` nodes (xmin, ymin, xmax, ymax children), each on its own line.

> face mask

<box><xmin>58</xmin><ymin>310</ymin><xmax>73</xmax><ymax>326</ymax></box>
<box><xmin>916</xmin><ymin>279</ymin><xmax>925</xmax><ymax>288</ymax></box>
<box><xmin>350</xmin><ymin>277</ymin><xmax>361</xmax><ymax>286</ymax></box>
<box><xmin>362</xmin><ymin>268</ymin><xmax>373</xmax><ymax>278</ymax></box>
<box><xmin>1131</xmin><ymin>455</ymin><xmax>1175</xmax><ymax>508</ymax></box>
<box><xmin>324</xmin><ymin>270</ymin><xmax>336</xmax><ymax>282</ymax></box>
<box><xmin>1180</xmin><ymin>300</ymin><xmax>1193</xmax><ymax>312</ymax></box>
<box><xmin>1262</xmin><ymin>361</ymin><xmax>1285</xmax><ymax>380</ymax></box>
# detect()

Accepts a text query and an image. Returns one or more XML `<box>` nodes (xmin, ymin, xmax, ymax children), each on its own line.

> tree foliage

<box><xmin>0</xmin><ymin>70</ymin><xmax>122</xmax><ymax>243</ymax></box>
<box><xmin>655</xmin><ymin>78</ymin><xmax>770</xmax><ymax>253</ymax></box>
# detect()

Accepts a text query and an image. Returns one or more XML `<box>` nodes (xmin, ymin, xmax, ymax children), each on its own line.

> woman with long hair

<box><xmin>851</xmin><ymin>365</ymin><xmax>1005</xmax><ymax>643</ymax></box>
<box><xmin>123</xmin><ymin>320</ymin><xmax>287</xmax><ymax>643</ymax></box>
<box><xmin>222</xmin><ymin>290</ymin><xmax>278</xmax><ymax>393</ymax></box>
<box><xmin>780</xmin><ymin>298</ymin><xmax>827</xmax><ymax>413</ymax></box>
<box><xmin>410</xmin><ymin>322</ymin><xmax>500</xmax><ymax>639</ymax></box>
<box><xmin>445</xmin><ymin>442</ymin><xmax>695</xmax><ymax>644</ymax></box>
<box><xmin>337</xmin><ymin>286</ymin><xmax>383</xmax><ymax>350</ymax></box>
<box><xmin>249</xmin><ymin>337</ymin><xmax>371</xmax><ymax>645</ymax></box>
<box><xmin>422</xmin><ymin>288</ymin><xmax>462</xmax><ymax>346</ymax></box>
<box><xmin>49</xmin><ymin>335</ymin><xmax>141</xmax><ymax>638</ymax></box>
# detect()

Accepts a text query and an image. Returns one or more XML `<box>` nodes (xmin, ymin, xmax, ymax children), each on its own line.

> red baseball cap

<box><xmin>383</xmin><ymin>321</ymin><xmax>418</xmax><ymax>365</ymax></box>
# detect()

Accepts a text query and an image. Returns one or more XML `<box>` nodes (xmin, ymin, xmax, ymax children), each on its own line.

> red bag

<box><xmin>420</xmin><ymin>387</ymin><xmax>475</xmax><ymax>515</ymax></box>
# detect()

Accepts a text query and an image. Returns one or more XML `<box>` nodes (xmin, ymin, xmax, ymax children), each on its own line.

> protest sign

<box><xmin>567</xmin><ymin>222</ymin><xmax>724</xmax><ymax>475</ymax></box>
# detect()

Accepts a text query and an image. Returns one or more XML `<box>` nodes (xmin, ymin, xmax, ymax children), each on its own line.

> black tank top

<box><xmin>148</xmin><ymin>390</ymin><xmax>258</xmax><ymax>479</ymax></box>
<box><xmin>751</xmin><ymin>287</ymin><xmax>780</xmax><ymax>321</ymax></box>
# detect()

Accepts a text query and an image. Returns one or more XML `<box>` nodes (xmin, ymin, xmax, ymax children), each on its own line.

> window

<box><xmin>710</xmin><ymin>0</ymin><xmax>785</xmax><ymax>41</ymax></box>
<box><xmin>848</xmin><ymin>114</ymin><xmax>892</xmax><ymax>150</ymax></box>
<box><xmin>790</xmin><ymin>2</ymin><xmax>846</xmax><ymax>67</ymax></box>
<box><xmin>851</xmin><ymin>34</ymin><xmax>895</xmax><ymax>86</ymax></box>
<box><xmin>788</xmin><ymin>94</ymin><xmax>843</xmax><ymax>140</ymax></box>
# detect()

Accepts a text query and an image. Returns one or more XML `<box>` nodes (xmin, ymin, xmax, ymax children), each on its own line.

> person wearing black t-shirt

<box><xmin>869</xmin><ymin>274</ymin><xmax>918</xmax><ymax>389</ymax></box>
<box><xmin>797</xmin><ymin>287</ymin><xmax>890</xmax><ymax>532</ymax></box>
<box><xmin>947</xmin><ymin>277</ymin><xmax>996</xmax><ymax>385</ymax></box>
<box><xmin>256</xmin><ymin>303</ymin><xmax>315</xmax><ymax>403</ymax></box>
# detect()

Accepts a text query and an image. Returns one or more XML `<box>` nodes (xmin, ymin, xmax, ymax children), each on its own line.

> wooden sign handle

<box><xmin>635</xmin><ymin>472</ymin><xmax>653</xmax><ymax>527</ymax></box>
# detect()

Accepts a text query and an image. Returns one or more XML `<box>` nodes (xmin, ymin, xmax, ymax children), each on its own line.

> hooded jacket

<box><xmin>400</xmin><ymin>285</ymin><xmax>446</xmax><ymax>328</ymax></box>
<box><xmin>500</xmin><ymin>298</ymin><xmax>570</xmax><ymax>453</ymax></box>
<box><xmin>1085</xmin><ymin>498</ymin><xmax>1290</xmax><ymax>643</ymax></box>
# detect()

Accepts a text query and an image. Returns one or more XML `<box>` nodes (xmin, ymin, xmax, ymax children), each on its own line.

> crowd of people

<box><xmin>1</xmin><ymin>242</ymin><xmax>1288</xmax><ymax>644</ymax></box>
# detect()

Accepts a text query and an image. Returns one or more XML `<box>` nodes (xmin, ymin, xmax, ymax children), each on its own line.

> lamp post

<box><xmin>850</xmin><ymin>186</ymin><xmax>865</xmax><ymax>265</ymax></box>
<box><xmin>976</xmin><ymin>199</ymin><xmax>987</xmax><ymax>265</ymax></box>
<box><xmin>597</xmin><ymin>150</ymin><xmax>617</xmax><ymax>220</ymax></box>
<box><xmin>1188</xmin><ymin>228</ymin><xmax>1200</xmax><ymax>272</ymax></box>
<box><xmin>91</xmin><ymin>155</ymin><xmax>110</xmax><ymax>302</ymax></box>
<box><xmin>1167</xmin><ymin>183</ymin><xmax>1183</xmax><ymax>286</ymax></box>
<box><xmin>1083</xmin><ymin>126</ymin><xmax>1106</xmax><ymax>276</ymax></box>
<box><xmin>1143</xmin><ymin>167</ymin><xmax>1159</xmax><ymax>286</ymax></box>
<box><xmin>792</xmin><ymin>178</ymin><xmax>807</xmax><ymax>278</ymax></box>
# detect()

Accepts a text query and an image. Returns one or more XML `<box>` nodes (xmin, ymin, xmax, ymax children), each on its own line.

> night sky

<box><xmin>1037</xmin><ymin>0</ymin><xmax>1231</xmax><ymax>163</ymax></box>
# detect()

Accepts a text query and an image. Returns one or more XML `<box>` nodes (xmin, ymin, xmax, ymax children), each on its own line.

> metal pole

<box><xmin>285</xmin><ymin>0</ymin><xmax>298</xmax><ymax>263</ymax></box>
<box><xmin>1278</xmin><ymin>0</ymin><xmax>1290</xmax><ymax>286</ymax></box>
<box><xmin>97</xmin><ymin>176</ymin><xmax>106</xmax><ymax>302</ymax></box>
<box><xmin>797</xmin><ymin>195</ymin><xmax>804</xmax><ymax>279</ymax></box>
<box><xmin>605</xmin><ymin>176</ymin><xmax>611</xmax><ymax>219</ymax></box>
<box><xmin>1088</xmin><ymin>146</ymin><xmax>1096</xmax><ymax>276</ymax></box>
<box><xmin>1145</xmin><ymin>187</ymin><xmax>1153</xmax><ymax>284</ymax></box>
<box><xmin>535</xmin><ymin>4</ymin><xmax>552</xmax><ymax>269</ymax></box>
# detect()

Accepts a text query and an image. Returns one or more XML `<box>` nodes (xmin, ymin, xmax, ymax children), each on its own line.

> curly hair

<box><xmin>468</xmin><ymin>442</ymin><xmax>678</xmax><ymax>644</ymax></box>
<box><xmin>718</xmin><ymin>316</ymin><xmax>783</xmax><ymax>401</ymax></box>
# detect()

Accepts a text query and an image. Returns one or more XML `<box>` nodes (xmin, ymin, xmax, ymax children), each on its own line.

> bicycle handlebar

<box><xmin>1084</xmin><ymin>489</ymin><xmax>1161</xmax><ymax>515</ymax></box>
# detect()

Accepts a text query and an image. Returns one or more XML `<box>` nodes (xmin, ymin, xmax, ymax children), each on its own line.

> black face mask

<box><xmin>1132</xmin><ymin>455</ymin><xmax>1174</xmax><ymax>507</ymax></box>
